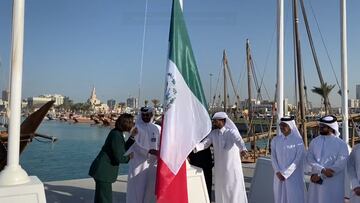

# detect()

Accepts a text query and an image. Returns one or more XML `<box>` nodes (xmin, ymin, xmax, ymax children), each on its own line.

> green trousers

<box><xmin>94</xmin><ymin>180</ymin><xmax>112</xmax><ymax>203</ymax></box>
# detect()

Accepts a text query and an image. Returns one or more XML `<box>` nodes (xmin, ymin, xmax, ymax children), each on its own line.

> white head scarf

<box><xmin>134</xmin><ymin>106</ymin><xmax>159</xmax><ymax>150</ymax></box>
<box><xmin>279</xmin><ymin>117</ymin><xmax>302</xmax><ymax>138</ymax></box>
<box><xmin>135</xmin><ymin>106</ymin><xmax>154</xmax><ymax>124</ymax></box>
<box><xmin>319</xmin><ymin>115</ymin><xmax>340</xmax><ymax>137</ymax></box>
<box><xmin>212</xmin><ymin>112</ymin><xmax>240</xmax><ymax>134</ymax></box>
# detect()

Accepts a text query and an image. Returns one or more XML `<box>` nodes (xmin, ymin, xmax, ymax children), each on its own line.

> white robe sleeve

<box><xmin>155</xmin><ymin>125</ymin><xmax>161</xmax><ymax>150</ymax></box>
<box><xmin>328</xmin><ymin>143</ymin><xmax>349</xmax><ymax>176</ymax></box>
<box><xmin>306</xmin><ymin>140</ymin><xmax>325</xmax><ymax>174</ymax></box>
<box><xmin>281</xmin><ymin>141</ymin><xmax>305</xmax><ymax>179</ymax></box>
<box><xmin>194</xmin><ymin>133</ymin><xmax>212</xmax><ymax>152</ymax></box>
<box><xmin>231</xmin><ymin>129</ymin><xmax>247</xmax><ymax>152</ymax></box>
<box><xmin>270</xmin><ymin>137</ymin><xmax>281</xmax><ymax>173</ymax></box>
<box><xmin>347</xmin><ymin>146</ymin><xmax>360</xmax><ymax>188</ymax></box>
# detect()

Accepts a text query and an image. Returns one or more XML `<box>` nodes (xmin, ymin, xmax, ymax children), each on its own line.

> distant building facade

<box><xmin>42</xmin><ymin>94</ymin><xmax>64</xmax><ymax>106</ymax></box>
<box><xmin>2</xmin><ymin>90</ymin><xmax>9</xmax><ymax>102</ymax></box>
<box><xmin>284</xmin><ymin>98</ymin><xmax>289</xmax><ymax>116</ymax></box>
<box><xmin>356</xmin><ymin>85</ymin><xmax>360</xmax><ymax>100</ymax></box>
<box><xmin>27</xmin><ymin>97</ymin><xmax>52</xmax><ymax>108</ymax></box>
<box><xmin>0</xmin><ymin>99</ymin><xmax>5</xmax><ymax>112</ymax></box>
<box><xmin>348</xmin><ymin>99</ymin><xmax>360</xmax><ymax>108</ymax></box>
<box><xmin>27</xmin><ymin>94</ymin><xmax>64</xmax><ymax>108</ymax></box>
<box><xmin>21</xmin><ymin>99</ymin><xmax>28</xmax><ymax>109</ymax></box>
<box><xmin>107</xmin><ymin>99</ymin><xmax>116</xmax><ymax>110</ymax></box>
<box><xmin>126</xmin><ymin>97</ymin><xmax>138</xmax><ymax>109</ymax></box>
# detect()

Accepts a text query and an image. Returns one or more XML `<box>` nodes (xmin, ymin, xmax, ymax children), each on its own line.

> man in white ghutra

<box><xmin>306</xmin><ymin>115</ymin><xmax>348</xmax><ymax>203</ymax></box>
<box><xmin>195</xmin><ymin>112</ymin><xmax>248</xmax><ymax>203</ymax></box>
<box><xmin>271</xmin><ymin>116</ymin><xmax>305</xmax><ymax>203</ymax></box>
<box><xmin>126</xmin><ymin>107</ymin><xmax>160</xmax><ymax>203</ymax></box>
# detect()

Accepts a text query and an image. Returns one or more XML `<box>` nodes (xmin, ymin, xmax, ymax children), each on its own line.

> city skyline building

<box><xmin>107</xmin><ymin>99</ymin><xmax>116</xmax><ymax>110</ymax></box>
<box><xmin>348</xmin><ymin>99</ymin><xmax>360</xmax><ymax>108</ymax></box>
<box><xmin>126</xmin><ymin>97</ymin><xmax>138</xmax><ymax>109</ymax></box>
<box><xmin>27</xmin><ymin>94</ymin><xmax>64</xmax><ymax>108</ymax></box>
<box><xmin>2</xmin><ymin>90</ymin><xmax>9</xmax><ymax>102</ymax></box>
<box><xmin>41</xmin><ymin>94</ymin><xmax>64</xmax><ymax>106</ymax></box>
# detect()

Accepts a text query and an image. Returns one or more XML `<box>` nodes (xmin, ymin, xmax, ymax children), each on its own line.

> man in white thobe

<box><xmin>306</xmin><ymin>115</ymin><xmax>349</xmax><ymax>203</ymax></box>
<box><xmin>271</xmin><ymin>117</ymin><xmax>305</xmax><ymax>203</ymax></box>
<box><xmin>348</xmin><ymin>143</ymin><xmax>360</xmax><ymax>203</ymax></box>
<box><xmin>126</xmin><ymin>107</ymin><xmax>160</xmax><ymax>203</ymax></box>
<box><xmin>195</xmin><ymin>112</ymin><xmax>248</xmax><ymax>203</ymax></box>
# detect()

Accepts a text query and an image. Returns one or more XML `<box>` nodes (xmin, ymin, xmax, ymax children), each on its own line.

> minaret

<box><xmin>88</xmin><ymin>86</ymin><xmax>99</xmax><ymax>106</ymax></box>
<box><xmin>90</xmin><ymin>86</ymin><xmax>96</xmax><ymax>100</ymax></box>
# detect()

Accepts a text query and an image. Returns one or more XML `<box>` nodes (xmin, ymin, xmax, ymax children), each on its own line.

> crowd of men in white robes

<box><xmin>125</xmin><ymin>107</ymin><xmax>360</xmax><ymax>203</ymax></box>
<box><xmin>271</xmin><ymin>115</ymin><xmax>360</xmax><ymax>203</ymax></box>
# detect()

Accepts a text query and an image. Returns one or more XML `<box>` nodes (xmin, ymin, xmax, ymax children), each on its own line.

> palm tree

<box><xmin>151</xmin><ymin>99</ymin><xmax>160</xmax><ymax>108</ymax></box>
<box><xmin>311</xmin><ymin>82</ymin><xmax>335</xmax><ymax>114</ymax></box>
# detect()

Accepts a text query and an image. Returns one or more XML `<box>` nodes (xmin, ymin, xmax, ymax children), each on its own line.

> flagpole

<box><xmin>276</xmin><ymin>0</ymin><xmax>284</xmax><ymax>128</ymax></box>
<box><xmin>0</xmin><ymin>0</ymin><xmax>30</xmax><ymax>185</ymax></box>
<box><xmin>340</xmin><ymin>0</ymin><xmax>349</xmax><ymax>144</ymax></box>
<box><xmin>157</xmin><ymin>1</ymin><xmax>212</xmax><ymax>202</ymax></box>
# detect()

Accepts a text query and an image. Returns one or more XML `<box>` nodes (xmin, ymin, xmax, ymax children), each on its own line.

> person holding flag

<box><xmin>155</xmin><ymin>0</ymin><xmax>212</xmax><ymax>202</ymax></box>
<box><xmin>195</xmin><ymin>112</ymin><xmax>248</xmax><ymax>203</ymax></box>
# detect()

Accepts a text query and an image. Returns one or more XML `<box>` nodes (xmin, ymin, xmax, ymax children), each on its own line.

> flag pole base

<box><xmin>0</xmin><ymin>165</ymin><xmax>30</xmax><ymax>186</ymax></box>
<box><xmin>0</xmin><ymin>176</ymin><xmax>46</xmax><ymax>203</ymax></box>
<box><xmin>187</xmin><ymin>163</ymin><xmax>210</xmax><ymax>203</ymax></box>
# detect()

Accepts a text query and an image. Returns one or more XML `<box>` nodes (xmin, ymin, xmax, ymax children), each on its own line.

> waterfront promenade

<box><xmin>44</xmin><ymin>163</ymin><xmax>256</xmax><ymax>203</ymax></box>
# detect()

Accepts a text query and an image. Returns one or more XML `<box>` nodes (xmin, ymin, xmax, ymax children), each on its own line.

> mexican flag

<box><xmin>155</xmin><ymin>0</ymin><xmax>212</xmax><ymax>202</ymax></box>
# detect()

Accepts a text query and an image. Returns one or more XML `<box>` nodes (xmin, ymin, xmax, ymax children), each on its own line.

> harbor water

<box><xmin>20</xmin><ymin>120</ymin><xmax>128</xmax><ymax>182</ymax></box>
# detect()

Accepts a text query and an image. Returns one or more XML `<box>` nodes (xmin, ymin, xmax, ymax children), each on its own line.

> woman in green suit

<box><xmin>89</xmin><ymin>113</ymin><xmax>135</xmax><ymax>203</ymax></box>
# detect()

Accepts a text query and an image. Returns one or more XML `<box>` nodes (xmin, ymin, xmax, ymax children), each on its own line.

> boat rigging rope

<box><xmin>307</xmin><ymin>0</ymin><xmax>341</xmax><ymax>93</ymax></box>
<box><xmin>258</xmin><ymin>23</ymin><xmax>276</xmax><ymax>101</ymax></box>
<box><xmin>235</xmin><ymin>57</ymin><xmax>246</xmax><ymax>103</ymax></box>
<box><xmin>211</xmin><ymin>61</ymin><xmax>223</xmax><ymax>108</ymax></box>
<box><xmin>138</xmin><ymin>0</ymin><xmax>149</xmax><ymax>105</ymax></box>
<box><xmin>251</xmin><ymin>55</ymin><xmax>266</xmax><ymax>101</ymax></box>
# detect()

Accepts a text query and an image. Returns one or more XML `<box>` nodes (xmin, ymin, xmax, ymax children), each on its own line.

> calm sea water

<box><xmin>20</xmin><ymin>120</ymin><xmax>129</xmax><ymax>182</ymax></box>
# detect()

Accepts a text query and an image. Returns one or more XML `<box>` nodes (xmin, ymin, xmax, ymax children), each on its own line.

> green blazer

<box><xmin>89</xmin><ymin>129</ymin><xmax>134</xmax><ymax>183</ymax></box>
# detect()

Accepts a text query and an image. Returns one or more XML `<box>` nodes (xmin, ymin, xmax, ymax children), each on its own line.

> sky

<box><xmin>0</xmin><ymin>0</ymin><xmax>359</xmax><ymax>107</ymax></box>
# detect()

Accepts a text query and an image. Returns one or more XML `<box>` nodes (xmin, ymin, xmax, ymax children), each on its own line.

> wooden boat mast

<box><xmin>246</xmin><ymin>39</ymin><xmax>257</xmax><ymax>154</ymax></box>
<box><xmin>223</xmin><ymin>50</ymin><xmax>227</xmax><ymax>112</ymax></box>
<box><xmin>293</xmin><ymin>0</ymin><xmax>308</xmax><ymax>147</ymax></box>
<box><xmin>222</xmin><ymin>50</ymin><xmax>241</xmax><ymax>114</ymax></box>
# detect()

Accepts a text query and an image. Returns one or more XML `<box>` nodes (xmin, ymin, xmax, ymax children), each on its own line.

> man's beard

<box><xmin>212</xmin><ymin>125</ymin><xmax>220</xmax><ymax>129</ymax></box>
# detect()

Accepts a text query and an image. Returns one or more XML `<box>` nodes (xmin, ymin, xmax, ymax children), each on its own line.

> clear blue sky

<box><xmin>0</xmin><ymin>0</ymin><xmax>359</xmax><ymax>107</ymax></box>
